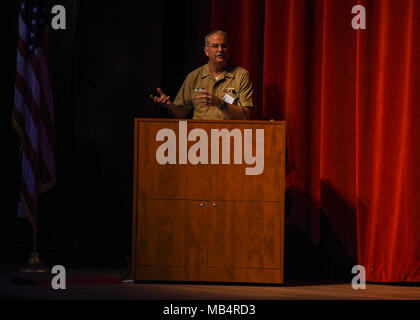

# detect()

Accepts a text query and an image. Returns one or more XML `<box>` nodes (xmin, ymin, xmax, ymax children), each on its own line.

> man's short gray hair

<box><xmin>204</xmin><ymin>30</ymin><xmax>230</xmax><ymax>47</ymax></box>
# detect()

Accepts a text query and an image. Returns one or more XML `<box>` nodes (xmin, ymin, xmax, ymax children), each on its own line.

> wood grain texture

<box><xmin>137</xmin><ymin>200</ymin><xmax>208</xmax><ymax>267</ymax></box>
<box><xmin>208</xmin><ymin>201</ymin><xmax>283</xmax><ymax>269</ymax></box>
<box><xmin>137</xmin><ymin>119</ymin><xmax>285</xmax><ymax>201</ymax></box>
<box><xmin>132</xmin><ymin>118</ymin><xmax>286</xmax><ymax>283</ymax></box>
<box><xmin>135</xmin><ymin>265</ymin><xmax>283</xmax><ymax>284</ymax></box>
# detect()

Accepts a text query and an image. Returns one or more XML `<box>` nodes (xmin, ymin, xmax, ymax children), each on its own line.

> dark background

<box><xmin>1</xmin><ymin>0</ymin><xmax>350</xmax><ymax>281</ymax></box>
<box><xmin>0</xmin><ymin>0</ymin><xmax>213</xmax><ymax>270</ymax></box>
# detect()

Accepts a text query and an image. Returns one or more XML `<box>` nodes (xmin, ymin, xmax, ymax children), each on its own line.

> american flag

<box><xmin>12</xmin><ymin>0</ymin><xmax>56</xmax><ymax>234</ymax></box>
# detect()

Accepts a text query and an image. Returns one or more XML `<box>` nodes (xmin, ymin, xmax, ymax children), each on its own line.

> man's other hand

<box><xmin>193</xmin><ymin>89</ymin><xmax>223</xmax><ymax>108</ymax></box>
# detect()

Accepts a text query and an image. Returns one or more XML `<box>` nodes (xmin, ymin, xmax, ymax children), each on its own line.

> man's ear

<box><xmin>204</xmin><ymin>46</ymin><xmax>209</xmax><ymax>57</ymax></box>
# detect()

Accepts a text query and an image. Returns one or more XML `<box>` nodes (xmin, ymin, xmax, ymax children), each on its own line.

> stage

<box><xmin>1</xmin><ymin>267</ymin><xmax>418</xmax><ymax>300</ymax></box>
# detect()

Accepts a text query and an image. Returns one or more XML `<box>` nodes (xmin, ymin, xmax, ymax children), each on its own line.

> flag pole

<box><xmin>14</xmin><ymin>1</ymin><xmax>55</xmax><ymax>274</ymax></box>
<box><xmin>19</xmin><ymin>226</ymin><xmax>49</xmax><ymax>273</ymax></box>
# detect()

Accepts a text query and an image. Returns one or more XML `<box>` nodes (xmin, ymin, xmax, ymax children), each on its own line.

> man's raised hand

<box><xmin>150</xmin><ymin>88</ymin><xmax>173</xmax><ymax>108</ymax></box>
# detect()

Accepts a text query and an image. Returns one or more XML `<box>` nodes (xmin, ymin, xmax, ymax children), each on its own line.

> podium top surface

<box><xmin>134</xmin><ymin>118</ymin><xmax>286</xmax><ymax>126</ymax></box>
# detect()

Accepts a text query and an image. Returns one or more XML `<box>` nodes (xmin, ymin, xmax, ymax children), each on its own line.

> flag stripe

<box><xmin>16</xmin><ymin>46</ymin><xmax>40</xmax><ymax>106</ymax></box>
<box><xmin>15</xmin><ymin>72</ymin><xmax>41</xmax><ymax>146</ymax></box>
<box><xmin>15</xmin><ymin>61</ymin><xmax>56</xmax><ymax>158</ymax></box>
<box><xmin>12</xmin><ymin>107</ymin><xmax>25</xmax><ymax>134</ymax></box>
<box><xmin>19</xmin><ymin>13</ymin><xmax>54</xmax><ymax>126</ymax></box>
<box><xmin>13</xmin><ymin>0</ymin><xmax>56</xmax><ymax>228</ymax></box>
<box><xmin>34</xmin><ymin>48</ymin><xmax>55</xmax><ymax>125</ymax></box>
<box><xmin>18</xmin><ymin>13</ymin><xmax>28</xmax><ymax>41</ymax></box>
<box><xmin>14</xmin><ymin>83</ymin><xmax>27</xmax><ymax>115</ymax></box>
<box><xmin>21</xmin><ymin>131</ymin><xmax>40</xmax><ymax>181</ymax></box>
<box><xmin>22</xmin><ymin>151</ymin><xmax>38</xmax><ymax>199</ymax></box>
<box><xmin>17</xmin><ymin>39</ymin><xmax>56</xmax><ymax>158</ymax></box>
<box><xmin>15</xmin><ymin>73</ymin><xmax>54</xmax><ymax>184</ymax></box>
<box><xmin>21</xmin><ymin>179</ymin><xmax>37</xmax><ymax>220</ymax></box>
<box><xmin>22</xmin><ymin>128</ymin><xmax>52</xmax><ymax>185</ymax></box>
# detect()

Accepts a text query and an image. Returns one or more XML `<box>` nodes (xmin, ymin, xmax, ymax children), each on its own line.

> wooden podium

<box><xmin>131</xmin><ymin>118</ymin><xmax>286</xmax><ymax>283</ymax></box>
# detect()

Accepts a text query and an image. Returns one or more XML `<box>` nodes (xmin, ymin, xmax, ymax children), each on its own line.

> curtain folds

<box><xmin>211</xmin><ymin>0</ymin><xmax>420</xmax><ymax>282</ymax></box>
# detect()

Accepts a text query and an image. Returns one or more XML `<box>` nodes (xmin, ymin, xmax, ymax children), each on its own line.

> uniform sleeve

<box><xmin>173</xmin><ymin>73</ymin><xmax>194</xmax><ymax>116</ymax></box>
<box><xmin>238</xmin><ymin>71</ymin><xmax>254</xmax><ymax>107</ymax></box>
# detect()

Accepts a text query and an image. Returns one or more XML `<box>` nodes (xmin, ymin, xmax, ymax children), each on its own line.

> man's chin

<box><xmin>211</xmin><ymin>58</ymin><xmax>228</xmax><ymax>69</ymax></box>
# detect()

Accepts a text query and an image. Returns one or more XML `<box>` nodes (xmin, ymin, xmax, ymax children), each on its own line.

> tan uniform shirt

<box><xmin>173</xmin><ymin>63</ymin><xmax>254</xmax><ymax>120</ymax></box>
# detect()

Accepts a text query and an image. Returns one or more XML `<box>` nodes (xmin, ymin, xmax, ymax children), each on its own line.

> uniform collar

<box><xmin>201</xmin><ymin>63</ymin><xmax>235</xmax><ymax>79</ymax></box>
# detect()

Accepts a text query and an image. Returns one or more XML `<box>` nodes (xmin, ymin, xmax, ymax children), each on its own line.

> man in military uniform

<box><xmin>150</xmin><ymin>30</ymin><xmax>254</xmax><ymax>120</ymax></box>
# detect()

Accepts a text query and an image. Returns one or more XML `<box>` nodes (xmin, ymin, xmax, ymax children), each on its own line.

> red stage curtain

<box><xmin>211</xmin><ymin>0</ymin><xmax>420</xmax><ymax>282</ymax></box>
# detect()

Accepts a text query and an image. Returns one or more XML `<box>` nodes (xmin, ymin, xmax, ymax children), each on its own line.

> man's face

<box><xmin>205</xmin><ymin>33</ymin><xmax>230</xmax><ymax>67</ymax></box>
